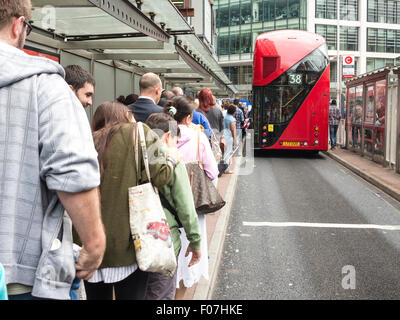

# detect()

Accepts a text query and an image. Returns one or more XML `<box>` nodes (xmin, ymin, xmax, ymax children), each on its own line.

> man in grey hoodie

<box><xmin>0</xmin><ymin>0</ymin><xmax>106</xmax><ymax>300</ymax></box>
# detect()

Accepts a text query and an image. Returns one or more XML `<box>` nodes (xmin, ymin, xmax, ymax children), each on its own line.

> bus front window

<box><xmin>258</xmin><ymin>43</ymin><xmax>329</xmax><ymax>125</ymax></box>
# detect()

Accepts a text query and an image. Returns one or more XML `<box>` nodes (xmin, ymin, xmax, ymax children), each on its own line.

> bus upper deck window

<box><xmin>263</xmin><ymin>57</ymin><xmax>279</xmax><ymax>78</ymax></box>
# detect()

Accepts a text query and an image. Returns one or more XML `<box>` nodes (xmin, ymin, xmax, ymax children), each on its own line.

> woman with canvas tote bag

<box><xmin>75</xmin><ymin>101</ymin><xmax>178</xmax><ymax>300</ymax></box>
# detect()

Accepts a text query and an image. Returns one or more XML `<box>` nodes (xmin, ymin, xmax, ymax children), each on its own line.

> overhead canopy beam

<box><xmin>59</xmin><ymin>40</ymin><xmax>164</xmax><ymax>50</ymax></box>
<box><xmin>175</xmin><ymin>42</ymin><xmax>234</xmax><ymax>95</ymax></box>
<box><xmin>163</xmin><ymin>77</ymin><xmax>204</xmax><ymax>82</ymax></box>
<box><xmin>32</xmin><ymin>0</ymin><xmax>92</xmax><ymax>7</ymax></box>
<box><xmin>92</xmin><ymin>53</ymin><xmax>180</xmax><ymax>60</ymax></box>
<box><xmin>88</xmin><ymin>0</ymin><xmax>170</xmax><ymax>42</ymax></box>
<box><xmin>146</xmin><ymin>67</ymin><xmax>193</xmax><ymax>73</ymax></box>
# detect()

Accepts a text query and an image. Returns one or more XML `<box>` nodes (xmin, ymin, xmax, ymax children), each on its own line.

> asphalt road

<box><xmin>213</xmin><ymin>150</ymin><xmax>400</xmax><ymax>300</ymax></box>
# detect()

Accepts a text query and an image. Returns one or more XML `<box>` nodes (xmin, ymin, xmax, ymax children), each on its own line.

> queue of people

<box><xmin>0</xmin><ymin>0</ymin><xmax>243</xmax><ymax>300</ymax></box>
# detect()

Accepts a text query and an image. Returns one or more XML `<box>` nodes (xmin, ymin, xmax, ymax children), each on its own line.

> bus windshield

<box><xmin>254</xmin><ymin>44</ymin><xmax>329</xmax><ymax>125</ymax></box>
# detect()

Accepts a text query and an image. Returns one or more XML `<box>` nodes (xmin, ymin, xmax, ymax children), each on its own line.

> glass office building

<box><xmin>215</xmin><ymin>0</ymin><xmax>307</xmax><ymax>97</ymax></box>
<box><xmin>215</xmin><ymin>0</ymin><xmax>400</xmax><ymax>99</ymax></box>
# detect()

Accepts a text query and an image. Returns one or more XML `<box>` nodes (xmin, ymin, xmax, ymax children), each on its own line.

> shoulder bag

<box><xmin>185</xmin><ymin>130</ymin><xmax>226</xmax><ymax>214</ymax></box>
<box><xmin>128</xmin><ymin>122</ymin><xmax>177</xmax><ymax>277</ymax></box>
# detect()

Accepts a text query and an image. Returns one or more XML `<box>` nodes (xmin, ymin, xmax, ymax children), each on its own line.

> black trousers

<box><xmin>84</xmin><ymin>269</ymin><xmax>149</xmax><ymax>300</ymax></box>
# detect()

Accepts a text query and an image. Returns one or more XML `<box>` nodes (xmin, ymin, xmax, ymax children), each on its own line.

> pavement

<box><xmin>177</xmin><ymin>144</ymin><xmax>400</xmax><ymax>300</ymax></box>
<box><xmin>325</xmin><ymin>147</ymin><xmax>400</xmax><ymax>203</ymax></box>
<box><xmin>176</xmin><ymin>152</ymin><xmax>242</xmax><ymax>300</ymax></box>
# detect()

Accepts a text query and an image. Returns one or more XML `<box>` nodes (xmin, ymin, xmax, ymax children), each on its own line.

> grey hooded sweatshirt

<box><xmin>0</xmin><ymin>41</ymin><xmax>100</xmax><ymax>299</ymax></box>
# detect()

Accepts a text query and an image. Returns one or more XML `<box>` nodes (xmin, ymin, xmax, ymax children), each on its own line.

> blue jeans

<box><xmin>330</xmin><ymin>124</ymin><xmax>338</xmax><ymax>147</ymax></box>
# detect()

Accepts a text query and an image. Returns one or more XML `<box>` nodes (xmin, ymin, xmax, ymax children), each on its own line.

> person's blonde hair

<box><xmin>0</xmin><ymin>0</ymin><xmax>32</xmax><ymax>31</ymax></box>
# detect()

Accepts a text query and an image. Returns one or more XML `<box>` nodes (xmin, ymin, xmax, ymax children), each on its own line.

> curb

<box><xmin>323</xmin><ymin>151</ymin><xmax>400</xmax><ymax>203</ymax></box>
<box><xmin>192</xmin><ymin>153</ymin><xmax>242</xmax><ymax>300</ymax></box>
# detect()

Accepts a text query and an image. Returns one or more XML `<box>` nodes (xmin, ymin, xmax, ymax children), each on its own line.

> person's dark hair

<box><xmin>222</xmin><ymin>99</ymin><xmax>230</xmax><ymax>110</ymax></box>
<box><xmin>146</xmin><ymin>113</ymin><xmax>180</xmax><ymax>138</ymax></box>
<box><xmin>64</xmin><ymin>65</ymin><xmax>95</xmax><ymax>91</ymax></box>
<box><xmin>227</xmin><ymin>104</ymin><xmax>237</xmax><ymax>115</ymax></box>
<box><xmin>91</xmin><ymin>101</ymin><xmax>133</xmax><ymax>180</ymax></box>
<box><xmin>233</xmin><ymin>98</ymin><xmax>240</xmax><ymax>106</ymax></box>
<box><xmin>164</xmin><ymin>95</ymin><xmax>195</xmax><ymax>123</ymax></box>
<box><xmin>331</xmin><ymin>99</ymin><xmax>337</xmax><ymax>105</ymax></box>
<box><xmin>161</xmin><ymin>90</ymin><xmax>175</xmax><ymax>100</ymax></box>
<box><xmin>0</xmin><ymin>0</ymin><xmax>32</xmax><ymax>30</ymax></box>
<box><xmin>117</xmin><ymin>93</ymin><xmax>138</xmax><ymax>105</ymax></box>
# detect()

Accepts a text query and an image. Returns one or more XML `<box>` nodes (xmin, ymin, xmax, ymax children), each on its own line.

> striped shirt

<box><xmin>88</xmin><ymin>264</ymin><xmax>138</xmax><ymax>284</ymax></box>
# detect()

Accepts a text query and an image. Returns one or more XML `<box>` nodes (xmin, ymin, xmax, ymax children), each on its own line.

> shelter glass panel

<box><xmin>347</xmin><ymin>86</ymin><xmax>356</xmax><ymax>147</ymax></box>
<box><xmin>365</xmin><ymin>85</ymin><xmax>375</xmax><ymax>124</ymax></box>
<box><xmin>350</xmin><ymin>85</ymin><xmax>363</xmax><ymax>151</ymax></box>
<box><xmin>374</xmin><ymin>79</ymin><xmax>386</xmax><ymax>157</ymax></box>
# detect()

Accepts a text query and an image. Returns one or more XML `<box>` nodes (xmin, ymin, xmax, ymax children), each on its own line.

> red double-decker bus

<box><xmin>252</xmin><ymin>30</ymin><xmax>330</xmax><ymax>151</ymax></box>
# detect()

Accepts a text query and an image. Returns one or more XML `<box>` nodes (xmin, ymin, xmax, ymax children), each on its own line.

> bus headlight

<box><xmin>304</xmin><ymin>142</ymin><xmax>308</xmax><ymax>146</ymax></box>
<box><xmin>314</xmin><ymin>140</ymin><xmax>319</xmax><ymax>144</ymax></box>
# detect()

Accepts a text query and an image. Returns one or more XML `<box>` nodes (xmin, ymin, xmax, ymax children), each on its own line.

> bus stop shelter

<box><xmin>345</xmin><ymin>66</ymin><xmax>399</xmax><ymax>171</ymax></box>
<box><xmin>27</xmin><ymin>0</ymin><xmax>236</xmax><ymax>117</ymax></box>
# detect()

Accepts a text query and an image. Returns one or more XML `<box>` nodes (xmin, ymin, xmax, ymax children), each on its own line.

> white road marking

<box><xmin>242</xmin><ymin>221</ymin><xmax>400</xmax><ymax>231</ymax></box>
<box><xmin>240</xmin><ymin>233</ymin><xmax>251</xmax><ymax>237</ymax></box>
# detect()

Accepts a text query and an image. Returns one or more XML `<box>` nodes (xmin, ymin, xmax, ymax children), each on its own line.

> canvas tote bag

<box><xmin>128</xmin><ymin>122</ymin><xmax>177</xmax><ymax>277</ymax></box>
<box><xmin>185</xmin><ymin>130</ymin><xmax>226</xmax><ymax>214</ymax></box>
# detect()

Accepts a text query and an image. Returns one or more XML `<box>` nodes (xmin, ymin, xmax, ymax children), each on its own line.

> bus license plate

<box><xmin>282</xmin><ymin>141</ymin><xmax>300</xmax><ymax>146</ymax></box>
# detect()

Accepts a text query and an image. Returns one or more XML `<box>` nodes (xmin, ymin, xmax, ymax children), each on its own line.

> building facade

<box><xmin>215</xmin><ymin>0</ymin><xmax>400</xmax><ymax>100</ymax></box>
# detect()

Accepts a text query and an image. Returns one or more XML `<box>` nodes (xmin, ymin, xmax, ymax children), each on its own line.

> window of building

<box><xmin>340</xmin><ymin>27</ymin><xmax>358</xmax><ymax>51</ymax></box>
<box><xmin>263</xmin><ymin>0</ymin><xmax>274</xmax><ymax>21</ymax></box>
<box><xmin>223</xmin><ymin>65</ymin><xmax>253</xmax><ymax>86</ymax></box>
<box><xmin>215</xmin><ymin>1</ymin><xmax>306</xmax><ymax>57</ymax></box>
<box><xmin>368</xmin><ymin>0</ymin><xmax>378</xmax><ymax>22</ymax></box>
<box><xmin>330</xmin><ymin>61</ymin><xmax>337</xmax><ymax>83</ymax></box>
<box><xmin>275</xmin><ymin>0</ymin><xmax>289</xmax><ymax>20</ymax></box>
<box><xmin>230</xmin><ymin>32</ymin><xmax>240</xmax><ymax>54</ymax></box>
<box><xmin>387</xmin><ymin>0</ymin><xmax>396</xmax><ymax>23</ymax></box>
<box><xmin>217</xmin><ymin>34</ymin><xmax>230</xmax><ymax>55</ymax></box>
<box><xmin>240</xmin><ymin>32</ymin><xmax>252</xmax><ymax>53</ymax></box>
<box><xmin>288</xmin><ymin>0</ymin><xmax>300</xmax><ymax>18</ymax></box>
<box><xmin>253</xmin><ymin>0</ymin><xmax>263</xmax><ymax>22</ymax></box>
<box><xmin>230</xmin><ymin>2</ymin><xmax>241</xmax><ymax>26</ymax></box>
<box><xmin>366</xmin><ymin>57</ymin><xmax>398</xmax><ymax>72</ymax></box>
<box><xmin>316</xmin><ymin>0</ymin><xmax>337</xmax><ymax>19</ymax></box>
<box><xmin>397</xmin><ymin>1</ymin><xmax>400</xmax><ymax>23</ymax></box>
<box><xmin>377</xmin><ymin>0</ymin><xmax>386</xmax><ymax>23</ymax></box>
<box><xmin>367</xmin><ymin>28</ymin><xmax>400</xmax><ymax>53</ymax></box>
<box><xmin>216</xmin><ymin>4</ymin><xmax>229</xmax><ymax>28</ymax></box>
<box><xmin>367</xmin><ymin>28</ymin><xmax>377</xmax><ymax>51</ymax></box>
<box><xmin>387</xmin><ymin>29</ymin><xmax>395</xmax><ymax>53</ymax></box>
<box><xmin>368</xmin><ymin>0</ymin><xmax>400</xmax><ymax>23</ymax></box>
<box><xmin>242</xmin><ymin>1</ymin><xmax>253</xmax><ymax>24</ymax></box>
<box><xmin>340</xmin><ymin>0</ymin><xmax>358</xmax><ymax>20</ymax></box>
<box><xmin>315</xmin><ymin>24</ymin><xmax>337</xmax><ymax>50</ymax></box>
